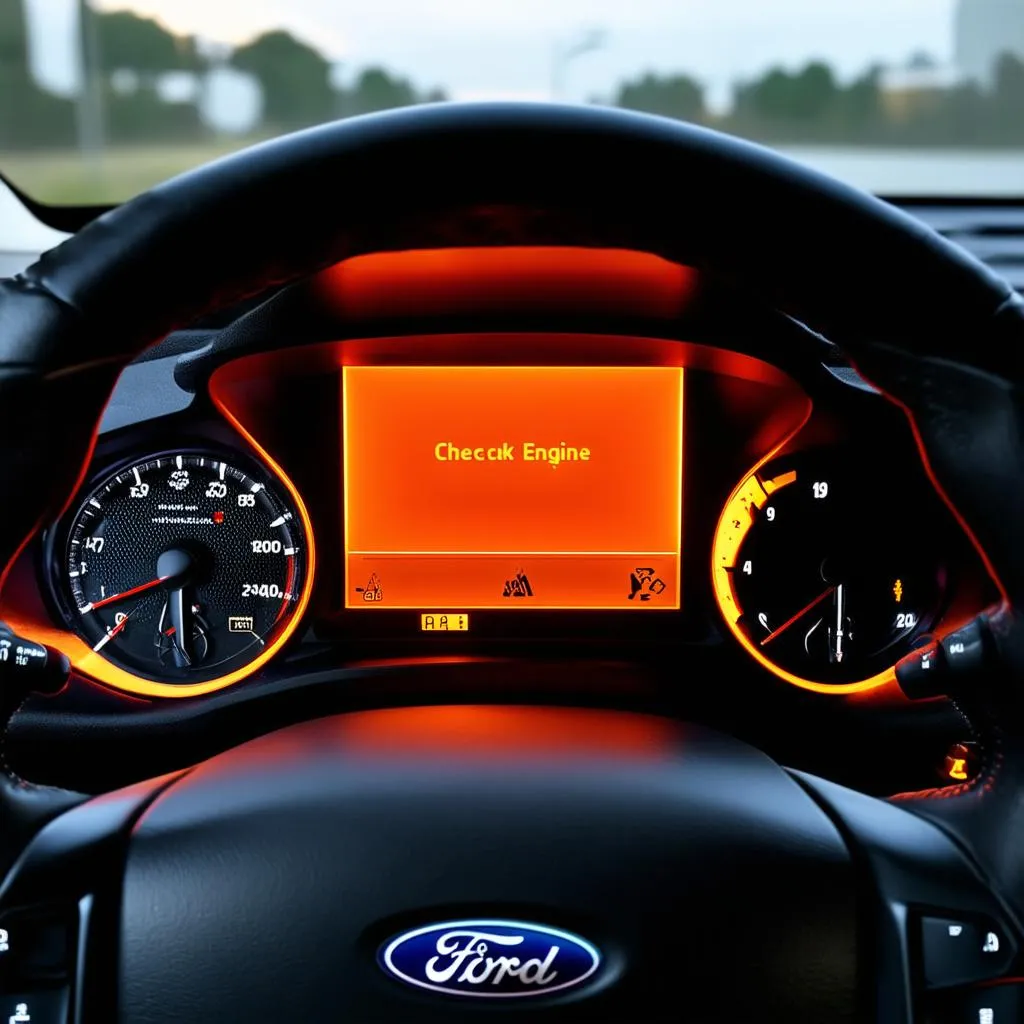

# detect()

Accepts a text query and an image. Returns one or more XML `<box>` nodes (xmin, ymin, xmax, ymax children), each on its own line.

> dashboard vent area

<box><xmin>899</xmin><ymin>203</ymin><xmax>1024</xmax><ymax>292</ymax></box>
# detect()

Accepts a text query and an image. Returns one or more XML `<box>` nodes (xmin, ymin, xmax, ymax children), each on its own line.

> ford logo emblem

<box><xmin>379</xmin><ymin>919</ymin><xmax>602</xmax><ymax>998</ymax></box>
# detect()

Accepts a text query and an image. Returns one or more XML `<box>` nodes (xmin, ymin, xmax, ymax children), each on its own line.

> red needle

<box><xmin>92</xmin><ymin>608</ymin><xmax>135</xmax><ymax>652</ymax></box>
<box><xmin>91</xmin><ymin>576</ymin><xmax>166</xmax><ymax>610</ymax></box>
<box><xmin>108</xmin><ymin>616</ymin><xmax>130</xmax><ymax>639</ymax></box>
<box><xmin>759</xmin><ymin>586</ymin><xmax>836</xmax><ymax>647</ymax></box>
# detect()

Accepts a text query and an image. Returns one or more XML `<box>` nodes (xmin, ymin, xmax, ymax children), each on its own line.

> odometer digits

<box><xmin>63</xmin><ymin>453</ymin><xmax>311</xmax><ymax>686</ymax></box>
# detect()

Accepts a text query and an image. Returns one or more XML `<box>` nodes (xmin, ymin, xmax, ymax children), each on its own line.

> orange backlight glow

<box><xmin>344</xmin><ymin>366</ymin><xmax>683</xmax><ymax>610</ymax></box>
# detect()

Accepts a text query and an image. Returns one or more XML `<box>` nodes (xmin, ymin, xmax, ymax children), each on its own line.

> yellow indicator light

<box><xmin>893</xmin><ymin>579</ymin><xmax>904</xmax><ymax>604</ymax></box>
<box><xmin>420</xmin><ymin>613</ymin><xmax>470</xmax><ymax>632</ymax></box>
<box><xmin>948</xmin><ymin>757</ymin><xmax>969</xmax><ymax>781</ymax></box>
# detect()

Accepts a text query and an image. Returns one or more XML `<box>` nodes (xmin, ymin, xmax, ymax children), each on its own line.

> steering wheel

<box><xmin>1</xmin><ymin>103</ymin><xmax>1023</xmax><ymax>1023</ymax></box>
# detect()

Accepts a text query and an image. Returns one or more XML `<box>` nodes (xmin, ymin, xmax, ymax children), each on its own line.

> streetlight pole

<box><xmin>75</xmin><ymin>0</ymin><xmax>105</xmax><ymax>163</ymax></box>
<box><xmin>551</xmin><ymin>28</ymin><xmax>606</xmax><ymax>102</ymax></box>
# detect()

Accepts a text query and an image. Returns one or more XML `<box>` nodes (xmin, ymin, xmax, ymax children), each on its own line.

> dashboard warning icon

<box><xmin>356</xmin><ymin>573</ymin><xmax>383</xmax><ymax>602</ymax></box>
<box><xmin>628</xmin><ymin>568</ymin><xmax>666</xmax><ymax>602</ymax></box>
<box><xmin>502</xmin><ymin>571</ymin><xmax>534</xmax><ymax>598</ymax></box>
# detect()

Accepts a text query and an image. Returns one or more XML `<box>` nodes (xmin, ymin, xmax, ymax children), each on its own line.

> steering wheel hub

<box><xmin>118</xmin><ymin>709</ymin><xmax>860</xmax><ymax>1021</ymax></box>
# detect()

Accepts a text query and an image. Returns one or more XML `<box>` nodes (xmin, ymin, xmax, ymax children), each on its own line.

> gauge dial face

<box><xmin>713</xmin><ymin>456</ymin><xmax>946</xmax><ymax>692</ymax></box>
<box><xmin>64</xmin><ymin>453</ymin><xmax>310</xmax><ymax>684</ymax></box>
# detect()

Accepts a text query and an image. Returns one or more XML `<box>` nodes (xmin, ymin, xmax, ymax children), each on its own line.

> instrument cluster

<box><xmin>0</xmin><ymin>328</ymin><xmax>995</xmax><ymax>705</ymax></box>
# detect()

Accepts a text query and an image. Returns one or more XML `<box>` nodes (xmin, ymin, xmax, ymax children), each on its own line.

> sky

<box><xmin>25</xmin><ymin>0</ymin><xmax>959</xmax><ymax>109</ymax></box>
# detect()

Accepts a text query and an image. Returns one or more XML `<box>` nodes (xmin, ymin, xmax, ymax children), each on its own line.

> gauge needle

<box><xmin>91</xmin><ymin>576</ymin><xmax>168</xmax><ymax>611</ymax></box>
<box><xmin>93</xmin><ymin>610</ymin><xmax>133</xmax><ymax>652</ymax></box>
<box><xmin>760</xmin><ymin>586</ymin><xmax>836</xmax><ymax>647</ymax></box>
<box><xmin>834</xmin><ymin>584</ymin><xmax>845</xmax><ymax>664</ymax></box>
<box><xmin>167</xmin><ymin>587</ymin><xmax>193</xmax><ymax>667</ymax></box>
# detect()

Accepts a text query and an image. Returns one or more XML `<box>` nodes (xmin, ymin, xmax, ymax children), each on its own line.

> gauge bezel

<box><xmin>49</xmin><ymin>445</ymin><xmax>316</xmax><ymax>699</ymax></box>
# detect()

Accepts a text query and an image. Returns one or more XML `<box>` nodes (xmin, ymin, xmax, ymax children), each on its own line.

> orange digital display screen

<box><xmin>343</xmin><ymin>367</ymin><xmax>683</xmax><ymax>610</ymax></box>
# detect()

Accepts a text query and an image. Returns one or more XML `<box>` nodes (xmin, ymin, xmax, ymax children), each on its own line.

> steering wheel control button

<box><xmin>0</xmin><ymin>913</ymin><xmax>73</xmax><ymax>996</ymax></box>
<box><xmin>896</xmin><ymin>640</ymin><xmax>944</xmax><ymax>699</ymax></box>
<box><xmin>936</xmin><ymin>983</ymin><xmax>1024</xmax><ymax>1023</ymax></box>
<box><xmin>0</xmin><ymin>625</ymin><xmax>69</xmax><ymax>698</ymax></box>
<box><xmin>920</xmin><ymin>916</ymin><xmax>1014</xmax><ymax>989</ymax></box>
<box><xmin>896</xmin><ymin>618</ymin><xmax>993</xmax><ymax>700</ymax></box>
<box><xmin>941</xmin><ymin>620</ymin><xmax>987</xmax><ymax>676</ymax></box>
<box><xmin>0</xmin><ymin>915</ymin><xmax>73</xmax><ymax>1022</ymax></box>
<box><xmin>0</xmin><ymin>991</ymin><xmax>68</xmax><ymax>1024</ymax></box>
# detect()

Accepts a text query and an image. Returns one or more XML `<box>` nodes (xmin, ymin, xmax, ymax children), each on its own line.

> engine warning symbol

<box><xmin>502</xmin><ymin>571</ymin><xmax>534</xmax><ymax>599</ymax></box>
<box><xmin>628</xmin><ymin>567</ymin><xmax>666</xmax><ymax>602</ymax></box>
<box><xmin>356</xmin><ymin>573</ymin><xmax>384</xmax><ymax>602</ymax></box>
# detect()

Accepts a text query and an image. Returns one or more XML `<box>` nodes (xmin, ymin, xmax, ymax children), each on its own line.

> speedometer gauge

<box><xmin>62</xmin><ymin>452</ymin><xmax>313</xmax><ymax>687</ymax></box>
<box><xmin>712</xmin><ymin>453</ymin><xmax>946</xmax><ymax>693</ymax></box>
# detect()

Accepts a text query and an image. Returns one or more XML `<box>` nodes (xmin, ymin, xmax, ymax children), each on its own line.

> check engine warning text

<box><xmin>434</xmin><ymin>441</ymin><xmax>591</xmax><ymax>467</ymax></box>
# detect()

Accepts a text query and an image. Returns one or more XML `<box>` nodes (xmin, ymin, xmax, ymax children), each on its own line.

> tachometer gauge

<box><xmin>712</xmin><ymin>453</ymin><xmax>945</xmax><ymax>693</ymax></box>
<box><xmin>62</xmin><ymin>452</ymin><xmax>313</xmax><ymax>687</ymax></box>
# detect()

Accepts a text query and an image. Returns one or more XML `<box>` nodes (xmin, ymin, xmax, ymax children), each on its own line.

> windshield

<box><xmin>2</xmin><ymin>0</ymin><xmax>1023</xmax><ymax>203</ymax></box>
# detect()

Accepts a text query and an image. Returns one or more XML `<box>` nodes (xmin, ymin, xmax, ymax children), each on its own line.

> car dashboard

<box><xmin>0</xmin><ymin>245</ymin><xmax>997</xmax><ymax>796</ymax></box>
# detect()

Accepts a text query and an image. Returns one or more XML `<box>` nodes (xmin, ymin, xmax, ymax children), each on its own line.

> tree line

<box><xmin>2</xmin><ymin>0</ymin><xmax>1023</xmax><ymax>151</ymax></box>
<box><xmin>613</xmin><ymin>54</ymin><xmax>1024</xmax><ymax>147</ymax></box>
<box><xmin>0</xmin><ymin>2</ymin><xmax>446</xmax><ymax>148</ymax></box>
